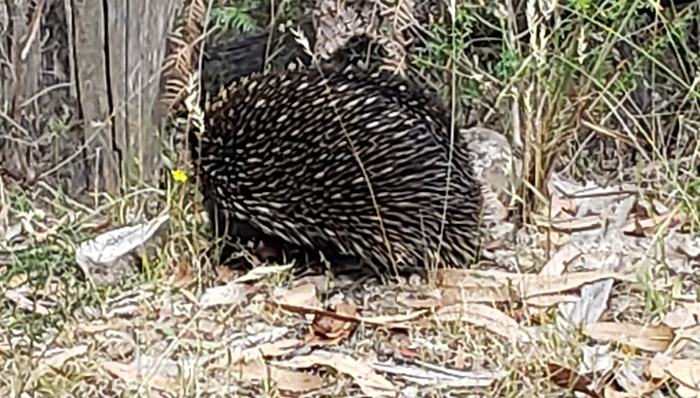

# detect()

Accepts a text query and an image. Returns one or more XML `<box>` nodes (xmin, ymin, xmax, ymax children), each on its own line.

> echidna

<box><xmin>191</xmin><ymin>68</ymin><xmax>483</xmax><ymax>273</ymax></box>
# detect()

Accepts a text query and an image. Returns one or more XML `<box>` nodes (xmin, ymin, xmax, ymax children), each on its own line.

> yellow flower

<box><xmin>171</xmin><ymin>169</ymin><xmax>188</xmax><ymax>182</ymax></box>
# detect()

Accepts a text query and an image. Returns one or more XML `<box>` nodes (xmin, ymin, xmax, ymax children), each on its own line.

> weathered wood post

<box><xmin>0</xmin><ymin>0</ymin><xmax>178</xmax><ymax>196</ymax></box>
<box><xmin>72</xmin><ymin>0</ymin><xmax>177</xmax><ymax>193</ymax></box>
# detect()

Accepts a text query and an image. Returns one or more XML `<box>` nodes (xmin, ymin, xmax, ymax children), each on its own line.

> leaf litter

<box><xmin>2</xmin><ymin>140</ymin><xmax>700</xmax><ymax>397</ymax></box>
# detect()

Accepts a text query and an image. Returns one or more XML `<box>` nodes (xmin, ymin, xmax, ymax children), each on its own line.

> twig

<box><xmin>20</xmin><ymin>0</ymin><xmax>45</xmax><ymax>61</ymax></box>
<box><xmin>20</xmin><ymin>82</ymin><xmax>73</xmax><ymax>108</ymax></box>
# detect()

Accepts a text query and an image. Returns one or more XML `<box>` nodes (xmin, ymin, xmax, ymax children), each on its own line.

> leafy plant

<box><xmin>210</xmin><ymin>6</ymin><xmax>256</xmax><ymax>34</ymax></box>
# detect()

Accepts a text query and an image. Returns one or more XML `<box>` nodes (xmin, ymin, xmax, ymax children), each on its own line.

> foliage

<box><xmin>411</xmin><ymin>0</ymin><xmax>699</xmax><ymax>225</ymax></box>
<box><xmin>210</xmin><ymin>6</ymin><xmax>257</xmax><ymax>33</ymax></box>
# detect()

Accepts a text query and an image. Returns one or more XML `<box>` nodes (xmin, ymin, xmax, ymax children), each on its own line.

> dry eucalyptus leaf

<box><xmin>532</xmin><ymin>214</ymin><xmax>604</xmax><ymax>232</ymax></box>
<box><xmin>361</xmin><ymin>310</ymin><xmax>427</xmax><ymax>324</ymax></box>
<box><xmin>309</xmin><ymin>303</ymin><xmax>358</xmax><ymax>346</ymax></box>
<box><xmin>647</xmin><ymin>354</ymin><xmax>700</xmax><ymax>396</ymax></box>
<box><xmin>244</xmin><ymin>338</ymin><xmax>305</xmax><ymax>360</ymax></box>
<box><xmin>680</xmin><ymin>302</ymin><xmax>700</xmax><ymax>316</ymax></box>
<box><xmin>525</xmin><ymin>294</ymin><xmax>579</xmax><ymax>308</ymax></box>
<box><xmin>284</xmin><ymin>350</ymin><xmax>396</xmax><ymax>397</ymax></box>
<box><xmin>41</xmin><ymin>345</ymin><xmax>88</xmax><ymax>370</ymax></box>
<box><xmin>372</xmin><ymin>360</ymin><xmax>507</xmax><ymax>388</ymax></box>
<box><xmin>209</xmin><ymin>338</ymin><xmax>305</xmax><ymax>369</ymax></box>
<box><xmin>103</xmin><ymin>360</ymin><xmax>175</xmax><ymax>393</ymax></box>
<box><xmin>434</xmin><ymin>303</ymin><xmax>521</xmax><ymax>341</ymax></box>
<box><xmin>165</xmin><ymin>258</ymin><xmax>194</xmax><ymax>288</ymax></box>
<box><xmin>663</xmin><ymin>306</ymin><xmax>699</xmax><ymax>329</ymax></box>
<box><xmin>7</xmin><ymin>272</ymin><xmax>27</xmax><ymax>288</ymax></box>
<box><xmin>438</xmin><ymin>269</ymin><xmax>632</xmax><ymax>299</ymax></box>
<box><xmin>275</xmin><ymin>283</ymin><xmax>320</xmax><ymax>308</ymax></box>
<box><xmin>677</xmin><ymin>384</ymin><xmax>700</xmax><ymax>398</ymax></box>
<box><xmin>29</xmin><ymin>345</ymin><xmax>89</xmax><ymax>386</ymax></box>
<box><xmin>568</xmin><ymin>277</ymin><xmax>614</xmax><ymax>325</ymax></box>
<box><xmin>666</xmin><ymin>359</ymin><xmax>700</xmax><ymax>393</ymax></box>
<box><xmin>199</xmin><ymin>281</ymin><xmax>249</xmax><ymax>309</ymax></box>
<box><xmin>237</xmin><ymin>358</ymin><xmax>326</xmax><ymax>393</ymax></box>
<box><xmin>549</xmin><ymin>189</ymin><xmax>575</xmax><ymax>218</ymax></box>
<box><xmin>4</xmin><ymin>289</ymin><xmax>49</xmax><ymax>315</ymax></box>
<box><xmin>539</xmin><ymin>246</ymin><xmax>582</xmax><ymax>277</ymax></box>
<box><xmin>75</xmin><ymin>319</ymin><xmax>130</xmax><ymax>334</ymax></box>
<box><xmin>275</xmin><ymin>298</ymin><xmax>411</xmax><ymax>330</ymax></box>
<box><xmin>234</xmin><ymin>264</ymin><xmax>293</xmax><ymax>283</ymax></box>
<box><xmin>398</xmin><ymin>284</ymin><xmax>517</xmax><ymax>308</ymax></box>
<box><xmin>583</xmin><ymin>322</ymin><xmax>675</xmax><ymax>352</ymax></box>
<box><xmin>31</xmin><ymin>345</ymin><xmax>89</xmax><ymax>383</ymax></box>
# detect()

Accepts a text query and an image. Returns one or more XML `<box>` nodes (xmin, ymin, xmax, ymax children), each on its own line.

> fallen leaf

<box><xmin>396</xmin><ymin>335</ymin><xmax>421</xmax><ymax>360</ymax></box>
<box><xmin>525</xmin><ymin>272</ymin><xmax>632</xmax><ymax>298</ymax></box>
<box><xmin>7</xmin><ymin>272</ymin><xmax>27</xmax><ymax>288</ymax></box>
<box><xmin>539</xmin><ymin>247</ymin><xmax>581</xmax><ymax>277</ymax></box>
<box><xmin>180</xmin><ymin>288</ymin><xmax>198</xmax><ymax>305</ymax></box>
<box><xmin>372</xmin><ymin>360</ymin><xmax>506</xmax><ymax>387</ymax></box>
<box><xmin>583</xmin><ymin>322</ymin><xmax>674</xmax><ymax>352</ymax></box>
<box><xmin>646</xmin><ymin>353</ymin><xmax>673</xmax><ymax>380</ymax></box>
<box><xmin>663</xmin><ymin>306</ymin><xmax>698</xmax><ymax>329</ymax></box>
<box><xmin>435</xmin><ymin>303</ymin><xmax>521</xmax><ymax>341</ymax></box>
<box><xmin>532</xmin><ymin>214</ymin><xmax>603</xmax><ymax>232</ymax></box>
<box><xmin>215</xmin><ymin>265</ymin><xmax>238</xmax><ymax>283</ymax></box>
<box><xmin>199</xmin><ymin>281</ymin><xmax>249</xmax><ymax>309</ymax></box>
<box><xmin>680</xmin><ymin>302</ymin><xmax>700</xmax><ymax>316</ymax></box>
<box><xmin>438</xmin><ymin>269</ymin><xmax>633</xmax><ymax>299</ymax></box>
<box><xmin>647</xmin><ymin>354</ymin><xmax>700</xmax><ymax>397</ymax></box>
<box><xmin>209</xmin><ymin>338</ymin><xmax>305</xmax><ymax>369</ymax></box>
<box><xmin>31</xmin><ymin>345</ymin><xmax>90</xmax><ymax>382</ymax></box>
<box><xmin>275</xmin><ymin>283</ymin><xmax>320</xmax><ymax>322</ymax></box>
<box><xmin>76</xmin><ymin>320</ymin><xmax>130</xmax><ymax>334</ymax></box>
<box><xmin>398</xmin><ymin>287</ymin><xmax>513</xmax><ymax>308</ymax></box>
<box><xmin>234</xmin><ymin>264</ymin><xmax>293</xmax><ymax>283</ymax></box>
<box><xmin>308</xmin><ymin>303</ymin><xmax>357</xmax><ymax>346</ymax></box>
<box><xmin>249</xmin><ymin>338</ymin><xmax>304</xmax><ymax>360</ymax></box>
<box><xmin>275</xmin><ymin>283</ymin><xmax>320</xmax><ymax>308</ymax></box>
<box><xmin>42</xmin><ymin>345</ymin><xmax>88</xmax><ymax>370</ymax></box>
<box><xmin>673</xmin><ymin>325</ymin><xmax>700</xmax><ymax>356</ymax></box>
<box><xmin>237</xmin><ymin>358</ymin><xmax>325</xmax><ymax>393</ymax></box>
<box><xmin>103</xmin><ymin>360</ymin><xmax>175</xmax><ymax>392</ymax></box>
<box><xmin>4</xmin><ymin>289</ymin><xmax>49</xmax><ymax>315</ymax></box>
<box><xmin>525</xmin><ymin>294</ymin><xmax>579</xmax><ymax>308</ymax></box>
<box><xmin>166</xmin><ymin>258</ymin><xmax>194</xmax><ymax>288</ymax></box>
<box><xmin>677</xmin><ymin>384</ymin><xmax>700</xmax><ymax>398</ymax></box>
<box><xmin>361</xmin><ymin>310</ymin><xmax>427</xmax><ymax>324</ymax></box>
<box><xmin>621</xmin><ymin>210</ymin><xmax>681</xmax><ymax>236</ymax></box>
<box><xmin>548</xmin><ymin>230</ymin><xmax>571</xmax><ymax>247</ymax></box>
<box><xmin>284</xmin><ymin>350</ymin><xmax>396</xmax><ymax>397</ymax></box>
<box><xmin>664</xmin><ymin>359</ymin><xmax>700</xmax><ymax>393</ymax></box>
<box><xmin>549</xmin><ymin>190</ymin><xmax>575</xmax><ymax>217</ymax></box>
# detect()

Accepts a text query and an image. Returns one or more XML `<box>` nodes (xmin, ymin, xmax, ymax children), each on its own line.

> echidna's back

<box><xmin>193</xmin><ymin>69</ymin><xmax>482</xmax><ymax>272</ymax></box>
